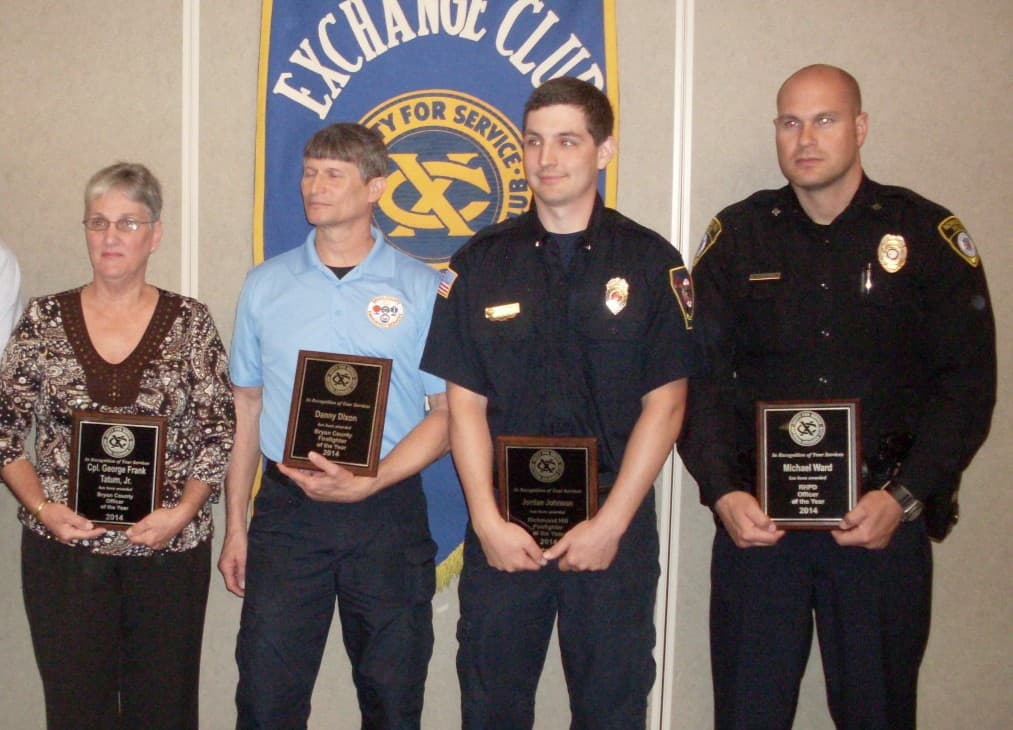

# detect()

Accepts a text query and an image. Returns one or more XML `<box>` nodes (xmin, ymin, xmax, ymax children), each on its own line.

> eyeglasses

<box><xmin>82</xmin><ymin>217</ymin><xmax>157</xmax><ymax>232</ymax></box>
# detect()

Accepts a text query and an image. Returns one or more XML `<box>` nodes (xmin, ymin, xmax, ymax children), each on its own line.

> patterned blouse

<box><xmin>0</xmin><ymin>288</ymin><xmax>235</xmax><ymax>555</ymax></box>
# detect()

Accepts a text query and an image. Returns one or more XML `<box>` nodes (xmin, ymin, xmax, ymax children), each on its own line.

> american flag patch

<box><xmin>437</xmin><ymin>268</ymin><xmax>459</xmax><ymax>298</ymax></box>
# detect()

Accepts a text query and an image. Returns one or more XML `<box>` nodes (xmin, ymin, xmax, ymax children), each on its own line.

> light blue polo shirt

<box><xmin>230</xmin><ymin>227</ymin><xmax>445</xmax><ymax>463</ymax></box>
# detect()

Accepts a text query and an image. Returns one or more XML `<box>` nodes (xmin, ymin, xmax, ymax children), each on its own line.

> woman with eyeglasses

<box><xmin>0</xmin><ymin>162</ymin><xmax>235</xmax><ymax>729</ymax></box>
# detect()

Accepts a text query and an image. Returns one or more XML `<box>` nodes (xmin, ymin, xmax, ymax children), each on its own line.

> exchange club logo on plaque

<box><xmin>496</xmin><ymin>435</ymin><xmax>598</xmax><ymax>549</ymax></box>
<box><xmin>756</xmin><ymin>400</ymin><xmax>860</xmax><ymax>528</ymax></box>
<box><xmin>68</xmin><ymin>411</ymin><xmax>167</xmax><ymax>529</ymax></box>
<box><xmin>283</xmin><ymin>351</ymin><xmax>392</xmax><ymax>476</ymax></box>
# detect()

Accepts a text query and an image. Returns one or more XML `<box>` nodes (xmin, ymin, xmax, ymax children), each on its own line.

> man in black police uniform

<box><xmin>679</xmin><ymin>64</ymin><xmax>996</xmax><ymax>729</ymax></box>
<box><xmin>422</xmin><ymin>77</ymin><xmax>697</xmax><ymax>728</ymax></box>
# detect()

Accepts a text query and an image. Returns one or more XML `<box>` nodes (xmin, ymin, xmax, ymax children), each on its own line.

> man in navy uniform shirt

<box><xmin>679</xmin><ymin>64</ymin><xmax>996</xmax><ymax>729</ymax></box>
<box><xmin>423</xmin><ymin>77</ymin><xmax>697</xmax><ymax>728</ymax></box>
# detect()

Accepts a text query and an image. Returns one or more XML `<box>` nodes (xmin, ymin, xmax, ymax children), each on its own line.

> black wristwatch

<box><xmin>882</xmin><ymin>481</ymin><xmax>924</xmax><ymax>522</ymax></box>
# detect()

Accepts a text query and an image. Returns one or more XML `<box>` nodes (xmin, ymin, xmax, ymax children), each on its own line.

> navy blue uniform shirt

<box><xmin>422</xmin><ymin>196</ymin><xmax>698</xmax><ymax>481</ymax></box>
<box><xmin>680</xmin><ymin>177</ymin><xmax>996</xmax><ymax>533</ymax></box>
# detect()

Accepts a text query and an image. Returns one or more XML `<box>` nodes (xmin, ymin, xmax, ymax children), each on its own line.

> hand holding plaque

<box><xmin>496</xmin><ymin>436</ymin><xmax>599</xmax><ymax>549</ymax></box>
<box><xmin>756</xmin><ymin>400</ymin><xmax>860</xmax><ymax>529</ymax></box>
<box><xmin>68</xmin><ymin>411</ymin><xmax>167</xmax><ymax>529</ymax></box>
<box><xmin>283</xmin><ymin>351</ymin><xmax>391</xmax><ymax>476</ymax></box>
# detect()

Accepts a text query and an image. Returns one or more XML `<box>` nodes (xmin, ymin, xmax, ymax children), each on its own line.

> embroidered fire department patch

<box><xmin>669</xmin><ymin>266</ymin><xmax>694</xmax><ymax>330</ymax></box>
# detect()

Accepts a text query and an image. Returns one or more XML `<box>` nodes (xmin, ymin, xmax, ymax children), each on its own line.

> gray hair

<box><xmin>84</xmin><ymin>162</ymin><xmax>163</xmax><ymax>220</ymax></box>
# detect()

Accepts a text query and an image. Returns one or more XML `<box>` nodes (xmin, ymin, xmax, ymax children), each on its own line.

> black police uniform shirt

<box><xmin>679</xmin><ymin>176</ymin><xmax>995</xmax><ymax>526</ymax></box>
<box><xmin>422</xmin><ymin>196</ymin><xmax>698</xmax><ymax>483</ymax></box>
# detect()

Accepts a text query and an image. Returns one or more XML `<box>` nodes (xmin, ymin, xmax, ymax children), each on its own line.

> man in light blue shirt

<box><xmin>0</xmin><ymin>236</ymin><xmax>23</xmax><ymax>351</ymax></box>
<box><xmin>220</xmin><ymin>123</ymin><xmax>448</xmax><ymax>729</ymax></box>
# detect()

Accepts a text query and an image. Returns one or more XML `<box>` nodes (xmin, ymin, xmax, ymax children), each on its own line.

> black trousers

<box><xmin>235</xmin><ymin>469</ymin><xmax>436</xmax><ymax>730</ymax></box>
<box><xmin>710</xmin><ymin>522</ymin><xmax>932</xmax><ymax>730</ymax></box>
<box><xmin>21</xmin><ymin>528</ymin><xmax>211</xmax><ymax>730</ymax></box>
<box><xmin>456</xmin><ymin>492</ymin><xmax>660</xmax><ymax>730</ymax></box>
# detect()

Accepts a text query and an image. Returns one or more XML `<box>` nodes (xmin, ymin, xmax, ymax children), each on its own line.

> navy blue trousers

<box><xmin>710</xmin><ymin>522</ymin><xmax>932</xmax><ymax>730</ymax></box>
<box><xmin>235</xmin><ymin>469</ymin><xmax>436</xmax><ymax>729</ymax></box>
<box><xmin>457</xmin><ymin>492</ymin><xmax>660</xmax><ymax>730</ymax></box>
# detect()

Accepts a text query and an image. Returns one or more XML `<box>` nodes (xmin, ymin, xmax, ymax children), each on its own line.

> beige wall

<box><xmin>0</xmin><ymin>1</ymin><xmax>1009</xmax><ymax>727</ymax></box>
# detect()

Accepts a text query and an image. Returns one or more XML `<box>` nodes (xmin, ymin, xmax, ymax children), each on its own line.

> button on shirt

<box><xmin>230</xmin><ymin>228</ymin><xmax>444</xmax><ymax>462</ymax></box>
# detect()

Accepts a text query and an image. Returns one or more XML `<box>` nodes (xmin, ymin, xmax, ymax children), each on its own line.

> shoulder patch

<box><xmin>938</xmin><ymin>216</ymin><xmax>980</xmax><ymax>267</ymax></box>
<box><xmin>694</xmin><ymin>217</ymin><xmax>722</xmax><ymax>265</ymax></box>
<box><xmin>669</xmin><ymin>266</ymin><xmax>694</xmax><ymax>331</ymax></box>
<box><xmin>437</xmin><ymin>267</ymin><xmax>458</xmax><ymax>298</ymax></box>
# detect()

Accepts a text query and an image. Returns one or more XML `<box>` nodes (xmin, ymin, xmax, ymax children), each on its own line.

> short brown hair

<box><xmin>523</xmin><ymin>77</ymin><xmax>614</xmax><ymax>144</ymax></box>
<box><xmin>302</xmin><ymin>123</ymin><xmax>390</xmax><ymax>181</ymax></box>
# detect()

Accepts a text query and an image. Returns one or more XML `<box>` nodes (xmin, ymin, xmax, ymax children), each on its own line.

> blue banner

<box><xmin>256</xmin><ymin>0</ymin><xmax>618</xmax><ymax>586</ymax></box>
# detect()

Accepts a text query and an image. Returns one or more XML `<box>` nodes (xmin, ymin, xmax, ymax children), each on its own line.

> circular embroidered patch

<box><xmin>367</xmin><ymin>296</ymin><xmax>404</xmax><ymax>328</ymax></box>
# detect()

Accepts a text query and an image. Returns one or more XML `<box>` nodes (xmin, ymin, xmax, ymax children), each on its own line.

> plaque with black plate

<box><xmin>496</xmin><ymin>435</ymin><xmax>598</xmax><ymax>549</ymax></box>
<box><xmin>756</xmin><ymin>400</ymin><xmax>860</xmax><ymax>528</ymax></box>
<box><xmin>68</xmin><ymin>411</ymin><xmax>167</xmax><ymax>529</ymax></box>
<box><xmin>283</xmin><ymin>351</ymin><xmax>391</xmax><ymax>476</ymax></box>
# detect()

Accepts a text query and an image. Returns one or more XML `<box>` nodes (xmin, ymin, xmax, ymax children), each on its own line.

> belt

<box><xmin>263</xmin><ymin>459</ymin><xmax>299</xmax><ymax>491</ymax></box>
